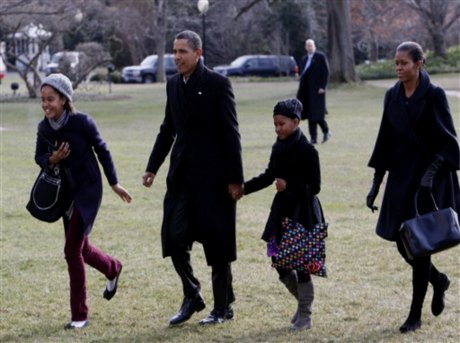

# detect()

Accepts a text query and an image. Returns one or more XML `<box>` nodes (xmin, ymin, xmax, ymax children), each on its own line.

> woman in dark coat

<box><xmin>35</xmin><ymin>73</ymin><xmax>132</xmax><ymax>329</ymax></box>
<box><xmin>244</xmin><ymin>98</ymin><xmax>321</xmax><ymax>331</ymax></box>
<box><xmin>367</xmin><ymin>42</ymin><xmax>459</xmax><ymax>333</ymax></box>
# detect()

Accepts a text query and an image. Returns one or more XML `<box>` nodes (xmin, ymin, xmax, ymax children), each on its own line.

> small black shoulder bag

<box><xmin>26</xmin><ymin>132</ymin><xmax>72</xmax><ymax>223</ymax></box>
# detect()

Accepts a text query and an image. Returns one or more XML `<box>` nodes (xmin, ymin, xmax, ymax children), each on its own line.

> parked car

<box><xmin>122</xmin><ymin>54</ymin><xmax>177</xmax><ymax>83</ymax></box>
<box><xmin>213</xmin><ymin>55</ymin><xmax>298</xmax><ymax>77</ymax></box>
<box><xmin>45</xmin><ymin>51</ymin><xmax>80</xmax><ymax>77</ymax></box>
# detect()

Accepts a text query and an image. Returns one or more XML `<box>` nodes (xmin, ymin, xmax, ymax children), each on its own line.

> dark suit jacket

<box><xmin>146</xmin><ymin>60</ymin><xmax>244</xmax><ymax>264</ymax></box>
<box><xmin>35</xmin><ymin>112</ymin><xmax>118</xmax><ymax>234</ymax></box>
<box><xmin>296</xmin><ymin>51</ymin><xmax>329</xmax><ymax>121</ymax></box>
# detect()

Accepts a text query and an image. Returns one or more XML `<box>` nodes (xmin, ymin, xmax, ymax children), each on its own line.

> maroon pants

<box><xmin>64</xmin><ymin>209</ymin><xmax>121</xmax><ymax>321</ymax></box>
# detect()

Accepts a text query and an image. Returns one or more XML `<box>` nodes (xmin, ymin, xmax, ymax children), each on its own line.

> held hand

<box><xmin>228</xmin><ymin>183</ymin><xmax>244</xmax><ymax>201</ymax></box>
<box><xmin>142</xmin><ymin>172</ymin><xmax>155</xmax><ymax>188</ymax></box>
<box><xmin>111</xmin><ymin>184</ymin><xmax>132</xmax><ymax>203</ymax></box>
<box><xmin>275</xmin><ymin>178</ymin><xmax>287</xmax><ymax>192</ymax></box>
<box><xmin>49</xmin><ymin>141</ymin><xmax>71</xmax><ymax>164</ymax></box>
<box><xmin>318</xmin><ymin>88</ymin><xmax>325</xmax><ymax>94</ymax></box>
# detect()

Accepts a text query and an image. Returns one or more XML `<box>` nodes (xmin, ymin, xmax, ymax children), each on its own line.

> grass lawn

<box><xmin>1</xmin><ymin>73</ymin><xmax>459</xmax><ymax>342</ymax></box>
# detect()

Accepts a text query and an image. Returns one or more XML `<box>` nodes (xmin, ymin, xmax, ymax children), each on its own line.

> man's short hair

<box><xmin>175</xmin><ymin>30</ymin><xmax>202</xmax><ymax>51</ymax></box>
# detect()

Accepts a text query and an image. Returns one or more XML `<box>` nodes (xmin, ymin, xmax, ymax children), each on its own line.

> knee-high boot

<box><xmin>291</xmin><ymin>281</ymin><xmax>314</xmax><ymax>330</ymax></box>
<box><xmin>429</xmin><ymin>267</ymin><xmax>450</xmax><ymax>316</ymax></box>
<box><xmin>279</xmin><ymin>271</ymin><xmax>298</xmax><ymax>324</ymax></box>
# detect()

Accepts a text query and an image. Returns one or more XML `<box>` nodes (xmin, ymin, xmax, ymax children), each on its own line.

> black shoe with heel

<box><xmin>399</xmin><ymin>313</ymin><xmax>421</xmax><ymax>333</ymax></box>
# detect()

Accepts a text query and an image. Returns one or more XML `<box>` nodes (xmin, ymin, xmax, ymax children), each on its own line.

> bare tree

<box><xmin>0</xmin><ymin>0</ymin><xmax>114</xmax><ymax>97</ymax></box>
<box><xmin>154</xmin><ymin>0</ymin><xmax>167</xmax><ymax>83</ymax></box>
<box><xmin>327</xmin><ymin>0</ymin><xmax>357</xmax><ymax>82</ymax></box>
<box><xmin>405</xmin><ymin>0</ymin><xmax>460</xmax><ymax>58</ymax></box>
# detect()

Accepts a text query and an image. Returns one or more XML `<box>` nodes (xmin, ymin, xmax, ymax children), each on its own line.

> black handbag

<box><xmin>26</xmin><ymin>132</ymin><xmax>72</xmax><ymax>223</ymax></box>
<box><xmin>399</xmin><ymin>189</ymin><xmax>460</xmax><ymax>259</ymax></box>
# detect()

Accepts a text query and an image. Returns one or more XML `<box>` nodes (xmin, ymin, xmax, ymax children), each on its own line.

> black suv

<box><xmin>122</xmin><ymin>54</ymin><xmax>176</xmax><ymax>83</ymax></box>
<box><xmin>213</xmin><ymin>55</ymin><xmax>298</xmax><ymax>77</ymax></box>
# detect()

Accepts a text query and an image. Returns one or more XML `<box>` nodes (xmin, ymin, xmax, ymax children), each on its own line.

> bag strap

<box><xmin>37</xmin><ymin>131</ymin><xmax>57</xmax><ymax>151</ymax></box>
<box><xmin>414</xmin><ymin>188</ymin><xmax>439</xmax><ymax>215</ymax></box>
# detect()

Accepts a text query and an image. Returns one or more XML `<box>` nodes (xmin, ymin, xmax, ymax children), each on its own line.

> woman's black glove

<box><xmin>366</xmin><ymin>171</ymin><xmax>385</xmax><ymax>213</ymax></box>
<box><xmin>420</xmin><ymin>155</ymin><xmax>444</xmax><ymax>190</ymax></box>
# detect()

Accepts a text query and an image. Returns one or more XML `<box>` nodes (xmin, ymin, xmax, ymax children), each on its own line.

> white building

<box><xmin>7</xmin><ymin>23</ymin><xmax>51</xmax><ymax>72</ymax></box>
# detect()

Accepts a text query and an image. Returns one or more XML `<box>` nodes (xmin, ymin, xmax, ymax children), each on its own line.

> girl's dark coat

<box><xmin>368</xmin><ymin>70</ymin><xmax>460</xmax><ymax>241</ymax></box>
<box><xmin>146</xmin><ymin>61</ymin><xmax>244</xmax><ymax>265</ymax></box>
<box><xmin>35</xmin><ymin>113</ymin><xmax>118</xmax><ymax>234</ymax></box>
<box><xmin>244</xmin><ymin>129</ymin><xmax>321</xmax><ymax>241</ymax></box>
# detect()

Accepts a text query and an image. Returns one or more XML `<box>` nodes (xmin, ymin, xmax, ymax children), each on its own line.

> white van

<box><xmin>45</xmin><ymin>51</ymin><xmax>80</xmax><ymax>76</ymax></box>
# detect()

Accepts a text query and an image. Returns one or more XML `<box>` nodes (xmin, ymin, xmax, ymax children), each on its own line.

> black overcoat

<box><xmin>146</xmin><ymin>60</ymin><xmax>244</xmax><ymax>265</ymax></box>
<box><xmin>35</xmin><ymin>112</ymin><xmax>118</xmax><ymax>234</ymax></box>
<box><xmin>296</xmin><ymin>51</ymin><xmax>329</xmax><ymax>121</ymax></box>
<box><xmin>244</xmin><ymin>129</ymin><xmax>321</xmax><ymax>242</ymax></box>
<box><xmin>368</xmin><ymin>70</ymin><xmax>460</xmax><ymax>241</ymax></box>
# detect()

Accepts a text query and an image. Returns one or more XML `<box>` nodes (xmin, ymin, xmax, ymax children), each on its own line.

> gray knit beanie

<box><xmin>41</xmin><ymin>73</ymin><xmax>73</xmax><ymax>102</ymax></box>
<box><xmin>273</xmin><ymin>98</ymin><xmax>303</xmax><ymax>120</ymax></box>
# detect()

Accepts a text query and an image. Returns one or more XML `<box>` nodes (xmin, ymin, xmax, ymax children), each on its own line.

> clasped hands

<box><xmin>228</xmin><ymin>183</ymin><xmax>244</xmax><ymax>201</ymax></box>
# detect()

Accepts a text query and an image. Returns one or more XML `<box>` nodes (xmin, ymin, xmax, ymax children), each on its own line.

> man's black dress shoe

<box><xmin>199</xmin><ymin>304</ymin><xmax>233</xmax><ymax>325</ymax></box>
<box><xmin>169</xmin><ymin>294</ymin><xmax>206</xmax><ymax>326</ymax></box>
<box><xmin>224</xmin><ymin>304</ymin><xmax>234</xmax><ymax>320</ymax></box>
<box><xmin>199</xmin><ymin>309</ymin><xmax>225</xmax><ymax>325</ymax></box>
<box><xmin>103</xmin><ymin>265</ymin><xmax>122</xmax><ymax>300</ymax></box>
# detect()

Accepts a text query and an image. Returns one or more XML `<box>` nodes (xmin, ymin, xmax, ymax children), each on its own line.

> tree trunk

<box><xmin>326</xmin><ymin>0</ymin><xmax>357</xmax><ymax>83</ymax></box>
<box><xmin>155</xmin><ymin>0</ymin><xmax>166</xmax><ymax>83</ymax></box>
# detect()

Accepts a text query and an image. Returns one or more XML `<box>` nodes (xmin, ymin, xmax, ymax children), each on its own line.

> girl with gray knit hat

<box><xmin>243</xmin><ymin>98</ymin><xmax>324</xmax><ymax>330</ymax></box>
<box><xmin>35</xmin><ymin>73</ymin><xmax>132</xmax><ymax>329</ymax></box>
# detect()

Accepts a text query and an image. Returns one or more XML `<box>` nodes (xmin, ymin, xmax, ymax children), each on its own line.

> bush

<box><xmin>89</xmin><ymin>70</ymin><xmax>122</xmax><ymax>83</ymax></box>
<box><xmin>357</xmin><ymin>45</ymin><xmax>460</xmax><ymax>80</ymax></box>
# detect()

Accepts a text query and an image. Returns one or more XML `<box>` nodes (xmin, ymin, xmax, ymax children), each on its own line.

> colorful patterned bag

<box><xmin>272</xmin><ymin>217</ymin><xmax>328</xmax><ymax>277</ymax></box>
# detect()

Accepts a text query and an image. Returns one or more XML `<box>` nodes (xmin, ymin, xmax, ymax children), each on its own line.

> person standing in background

<box><xmin>143</xmin><ymin>30</ymin><xmax>244</xmax><ymax>326</ymax></box>
<box><xmin>296</xmin><ymin>39</ymin><xmax>331</xmax><ymax>144</ymax></box>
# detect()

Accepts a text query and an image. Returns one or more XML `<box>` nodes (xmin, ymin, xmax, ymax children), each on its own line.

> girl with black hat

<box><xmin>243</xmin><ymin>98</ymin><xmax>322</xmax><ymax>330</ymax></box>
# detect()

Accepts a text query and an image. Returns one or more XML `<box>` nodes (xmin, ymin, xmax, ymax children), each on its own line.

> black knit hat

<box><xmin>273</xmin><ymin>98</ymin><xmax>302</xmax><ymax>120</ymax></box>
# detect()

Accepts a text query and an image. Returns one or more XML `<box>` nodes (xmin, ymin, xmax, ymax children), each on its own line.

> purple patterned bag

<box><xmin>272</xmin><ymin>217</ymin><xmax>328</xmax><ymax>277</ymax></box>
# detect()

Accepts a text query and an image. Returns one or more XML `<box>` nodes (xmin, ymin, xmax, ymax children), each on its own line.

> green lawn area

<box><xmin>1</xmin><ymin>74</ymin><xmax>459</xmax><ymax>342</ymax></box>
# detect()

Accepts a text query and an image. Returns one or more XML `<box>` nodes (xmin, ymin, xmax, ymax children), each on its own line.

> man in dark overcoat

<box><xmin>296</xmin><ymin>39</ymin><xmax>331</xmax><ymax>144</ymax></box>
<box><xmin>143</xmin><ymin>30</ymin><xmax>244</xmax><ymax>326</ymax></box>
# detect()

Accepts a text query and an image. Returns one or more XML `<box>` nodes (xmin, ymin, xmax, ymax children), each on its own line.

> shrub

<box><xmin>89</xmin><ymin>70</ymin><xmax>122</xmax><ymax>83</ymax></box>
<box><xmin>357</xmin><ymin>45</ymin><xmax>460</xmax><ymax>80</ymax></box>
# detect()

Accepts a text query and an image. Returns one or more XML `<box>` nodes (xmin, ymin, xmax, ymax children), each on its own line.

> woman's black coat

<box><xmin>244</xmin><ymin>129</ymin><xmax>321</xmax><ymax>242</ymax></box>
<box><xmin>35</xmin><ymin>113</ymin><xmax>118</xmax><ymax>234</ymax></box>
<box><xmin>146</xmin><ymin>61</ymin><xmax>244</xmax><ymax>265</ymax></box>
<box><xmin>368</xmin><ymin>70</ymin><xmax>460</xmax><ymax>241</ymax></box>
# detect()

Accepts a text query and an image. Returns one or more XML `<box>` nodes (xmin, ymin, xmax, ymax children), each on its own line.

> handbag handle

<box><xmin>38</xmin><ymin>131</ymin><xmax>57</xmax><ymax>151</ymax></box>
<box><xmin>414</xmin><ymin>188</ymin><xmax>439</xmax><ymax>216</ymax></box>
